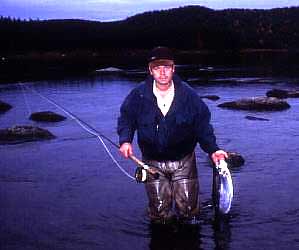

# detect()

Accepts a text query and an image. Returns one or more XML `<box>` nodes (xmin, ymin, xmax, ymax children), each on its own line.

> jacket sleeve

<box><xmin>195</xmin><ymin>99</ymin><xmax>220</xmax><ymax>155</ymax></box>
<box><xmin>117</xmin><ymin>89</ymin><xmax>138</xmax><ymax>146</ymax></box>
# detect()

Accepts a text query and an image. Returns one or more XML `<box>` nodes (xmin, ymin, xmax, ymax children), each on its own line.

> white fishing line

<box><xmin>19</xmin><ymin>83</ymin><xmax>32</xmax><ymax>116</ymax></box>
<box><xmin>22</xmin><ymin>84</ymin><xmax>135</xmax><ymax>181</ymax></box>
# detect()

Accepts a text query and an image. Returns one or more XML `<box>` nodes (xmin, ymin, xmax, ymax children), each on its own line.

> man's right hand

<box><xmin>119</xmin><ymin>142</ymin><xmax>133</xmax><ymax>158</ymax></box>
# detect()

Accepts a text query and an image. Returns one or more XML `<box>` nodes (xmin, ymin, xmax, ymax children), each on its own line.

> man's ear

<box><xmin>172</xmin><ymin>65</ymin><xmax>175</xmax><ymax>73</ymax></box>
<box><xmin>148</xmin><ymin>65</ymin><xmax>153</xmax><ymax>75</ymax></box>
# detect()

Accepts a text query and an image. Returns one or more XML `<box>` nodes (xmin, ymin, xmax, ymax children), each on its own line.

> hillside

<box><xmin>1</xmin><ymin>6</ymin><xmax>299</xmax><ymax>52</ymax></box>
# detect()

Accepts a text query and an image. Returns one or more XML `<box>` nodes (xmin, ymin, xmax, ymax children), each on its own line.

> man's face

<box><xmin>149</xmin><ymin>60</ymin><xmax>175</xmax><ymax>86</ymax></box>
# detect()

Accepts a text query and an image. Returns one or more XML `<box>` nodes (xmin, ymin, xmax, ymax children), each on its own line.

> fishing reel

<box><xmin>135</xmin><ymin>166</ymin><xmax>159</xmax><ymax>183</ymax></box>
<box><xmin>130</xmin><ymin>155</ymin><xmax>159</xmax><ymax>183</ymax></box>
<box><xmin>135</xmin><ymin>167</ymin><xmax>148</xmax><ymax>183</ymax></box>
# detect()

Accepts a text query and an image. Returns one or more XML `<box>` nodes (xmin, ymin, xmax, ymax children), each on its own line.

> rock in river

<box><xmin>0</xmin><ymin>125</ymin><xmax>55</xmax><ymax>144</ymax></box>
<box><xmin>227</xmin><ymin>152</ymin><xmax>245</xmax><ymax>168</ymax></box>
<box><xmin>245</xmin><ymin>116</ymin><xmax>269</xmax><ymax>121</ymax></box>
<box><xmin>200</xmin><ymin>95</ymin><xmax>220</xmax><ymax>101</ymax></box>
<box><xmin>0</xmin><ymin>100</ymin><xmax>12</xmax><ymax>114</ymax></box>
<box><xmin>95</xmin><ymin>67</ymin><xmax>124</xmax><ymax>73</ymax></box>
<box><xmin>30</xmin><ymin>111</ymin><xmax>67</xmax><ymax>122</ymax></box>
<box><xmin>218</xmin><ymin>97</ymin><xmax>290</xmax><ymax>111</ymax></box>
<box><xmin>266</xmin><ymin>88</ymin><xmax>299</xmax><ymax>99</ymax></box>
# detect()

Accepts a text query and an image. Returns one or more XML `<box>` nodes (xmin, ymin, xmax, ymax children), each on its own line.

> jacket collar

<box><xmin>144</xmin><ymin>74</ymin><xmax>184</xmax><ymax>99</ymax></box>
<box><xmin>143</xmin><ymin>74</ymin><xmax>186</xmax><ymax>115</ymax></box>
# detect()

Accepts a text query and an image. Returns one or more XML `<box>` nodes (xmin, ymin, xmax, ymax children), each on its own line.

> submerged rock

<box><xmin>218</xmin><ymin>97</ymin><xmax>290</xmax><ymax>111</ymax></box>
<box><xmin>95</xmin><ymin>67</ymin><xmax>124</xmax><ymax>73</ymax></box>
<box><xmin>266</xmin><ymin>88</ymin><xmax>299</xmax><ymax>99</ymax></box>
<box><xmin>30</xmin><ymin>111</ymin><xmax>67</xmax><ymax>122</ymax></box>
<box><xmin>0</xmin><ymin>100</ymin><xmax>12</xmax><ymax>114</ymax></box>
<box><xmin>200</xmin><ymin>95</ymin><xmax>220</xmax><ymax>101</ymax></box>
<box><xmin>227</xmin><ymin>152</ymin><xmax>245</xmax><ymax>168</ymax></box>
<box><xmin>0</xmin><ymin>125</ymin><xmax>55</xmax><ymax>144</ymax></box>
<box><xmin>245</xmin><ymin>115</ymin><xmax>270</xmax><ymax>121</ymax></box>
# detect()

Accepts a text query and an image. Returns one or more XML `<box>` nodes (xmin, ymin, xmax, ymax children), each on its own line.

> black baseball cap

<box><xmin>148</xmin><ymin>46</ymin><xmax>174</xmax><ymax>63</ymax></box>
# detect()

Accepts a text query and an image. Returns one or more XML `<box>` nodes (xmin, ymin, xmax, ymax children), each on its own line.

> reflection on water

<box><xmin>213</xmin><ymin>216</ymin><xmax>232</xmax><ymax>250</ymax></box>
<box><xmin>149</xmin><ymin>216</ymin><xmax>232</xmax><ymax>250</ymax></box>
<box><xmin>1</xmin><ymin>65</ymin><xmax>299</xmax><ymax>249</ymax></box>
<box><xmin>149</xmin><ymin>223</ymin><xmax>202</xmax><ymax>250</ymax></box>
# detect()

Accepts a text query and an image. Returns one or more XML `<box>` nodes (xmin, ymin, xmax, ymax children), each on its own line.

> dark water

<box><xmin>1</xmin><ymin>66</ymin><xmax>299</xmax><ymax>250</ymax></box>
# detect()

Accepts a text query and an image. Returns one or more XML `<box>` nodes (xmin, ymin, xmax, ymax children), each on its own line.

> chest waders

<box><xmin>143</xmin><ymin>152</ymin><xmax>200</xmax><ymax>223</ymax></box>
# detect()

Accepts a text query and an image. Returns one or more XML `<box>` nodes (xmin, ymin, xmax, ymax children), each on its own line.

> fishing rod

<box><xmin>21</xmin><ymin>84</ymin><xmax>159</xmax><ymax>181</ymax></box>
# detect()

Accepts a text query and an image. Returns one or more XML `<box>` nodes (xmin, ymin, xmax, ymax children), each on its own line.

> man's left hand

<box><xmin>211</xmin><ymin>150</ymin><xmax>228</xmax><ymax>165</ymax></box>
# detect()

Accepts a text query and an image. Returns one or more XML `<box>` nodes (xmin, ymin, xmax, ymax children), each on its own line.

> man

<box><xmin>117</xmin><ymin>46</ymin><xmax>227</xmax><ymax>223</ymax></box>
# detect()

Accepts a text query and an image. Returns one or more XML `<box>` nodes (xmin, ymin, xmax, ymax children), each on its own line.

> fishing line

<box><xmin>22</xmin><ymin>84</ymin><xmax>135</xmax><ymax>180</ymax></box>
<box><xmin>19</xmin><ymin>83</ymin><xmax>32</xmax><ymax>117</ymax></box>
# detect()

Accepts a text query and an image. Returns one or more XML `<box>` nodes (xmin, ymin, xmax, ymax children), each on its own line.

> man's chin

<box><xmin>157</xmin><ymin>80</ymin><xmax>171</xmax><ymax>85</ymax></box>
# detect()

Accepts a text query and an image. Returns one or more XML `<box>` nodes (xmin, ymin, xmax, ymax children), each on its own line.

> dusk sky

<box><xmin>1</xmin><ymin>0</ymin><xmax>299</xmax><ymax>22</ymax></box>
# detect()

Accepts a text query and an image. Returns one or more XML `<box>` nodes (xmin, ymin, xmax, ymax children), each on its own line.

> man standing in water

<box><xmin>117</xmin><ymin>46</ymin><xmax>227</xmax><ymax>223</ymax></box>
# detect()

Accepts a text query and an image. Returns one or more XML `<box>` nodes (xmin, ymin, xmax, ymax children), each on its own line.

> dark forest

<box><xmin>1</xmin><ymin>6</ymin><xmax>299</xmax><ymax>83</ymax></box>
<box><xmin>1</xmin><ymin>6</ymin><xmax>299</xmax><ymax>52</ymax></box>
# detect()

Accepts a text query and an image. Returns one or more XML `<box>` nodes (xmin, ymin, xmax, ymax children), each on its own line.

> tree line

<box><xmin>1</xmin><ymin>5</ymin><xmax>299</xmax><ymax>53</ymax></box>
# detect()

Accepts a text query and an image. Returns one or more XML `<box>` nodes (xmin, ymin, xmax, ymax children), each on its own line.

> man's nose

<box><xmin>159</xmin><ymin>67</ymin><xmax>166</xmax><ymax>75</ymax></box>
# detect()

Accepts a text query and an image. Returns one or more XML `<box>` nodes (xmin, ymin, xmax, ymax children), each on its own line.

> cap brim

<box><xmin>149</xmin><ymin>59</ymin><xmax>174</xmax><ymax>67</ymax></box>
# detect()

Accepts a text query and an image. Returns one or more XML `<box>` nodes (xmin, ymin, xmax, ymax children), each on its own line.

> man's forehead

<box><xmin>149</xmin><ymin>59</ymin><xmax>174</xmax><ymax>67</ymax></box>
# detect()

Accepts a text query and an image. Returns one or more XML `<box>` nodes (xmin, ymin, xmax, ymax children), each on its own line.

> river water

<box><xmin>1</xmin><ymin>65</ymin><xmax>299</xmax><ymax>250</ymax></box>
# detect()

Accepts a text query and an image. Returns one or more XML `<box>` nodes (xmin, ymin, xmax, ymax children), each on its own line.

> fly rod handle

<box><xmin>129</xmin><ymin>155</ymin><xmax>145</xmax><ymax>167</ymax></box>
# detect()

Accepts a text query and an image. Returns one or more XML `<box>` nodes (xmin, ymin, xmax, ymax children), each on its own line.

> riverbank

<box><xmin>0</xmin><ymin>49</ymin><xmax>148</xmax><ymax>84</ymax></box>
<box><xmin>1</xmin><ymin>49</ymin><xmax>299</xmax><ymax>84</ymax></box>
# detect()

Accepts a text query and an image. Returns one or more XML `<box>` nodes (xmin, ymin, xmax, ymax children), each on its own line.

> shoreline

<box><xmin>1</xmin><ymin>49</ymin><xmax>298</xmax><ymax>84</ymax></box>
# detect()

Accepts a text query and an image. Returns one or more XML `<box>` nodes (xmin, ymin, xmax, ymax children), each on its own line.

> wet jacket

<box><xmin>117</xmin><ymin>74</ymin><xmax>219</xmax><ymax>161</ymax></box>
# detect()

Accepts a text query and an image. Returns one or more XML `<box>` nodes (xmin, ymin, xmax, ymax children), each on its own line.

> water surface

<box><xmin>1</xmin><ymin>66</ymin><xmax>299</xmax><ymax>249</ymax></box>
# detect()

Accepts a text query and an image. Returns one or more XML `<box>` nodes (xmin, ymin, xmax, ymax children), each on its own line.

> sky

<box><xmin>1</xmin><ymin>0</ymin><xmax>299</xmax><ymax>22</ymax></box>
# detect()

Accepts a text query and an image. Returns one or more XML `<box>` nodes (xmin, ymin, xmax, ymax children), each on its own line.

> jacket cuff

<box><xmin>119</xmin><ymin>134</ymin><xmax>133</xmax><ymax>146</ymax></box>
<box><xmin>208</xmin><ymin>146</ymin><xmax>220</xmax><ymax>156</ymax></box>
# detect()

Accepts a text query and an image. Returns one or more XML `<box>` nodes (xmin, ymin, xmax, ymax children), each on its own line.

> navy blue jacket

<box><xmin>117</xmin><ymin>74</ymin><xmax>219</xmax><ymax>161</ymax></box>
